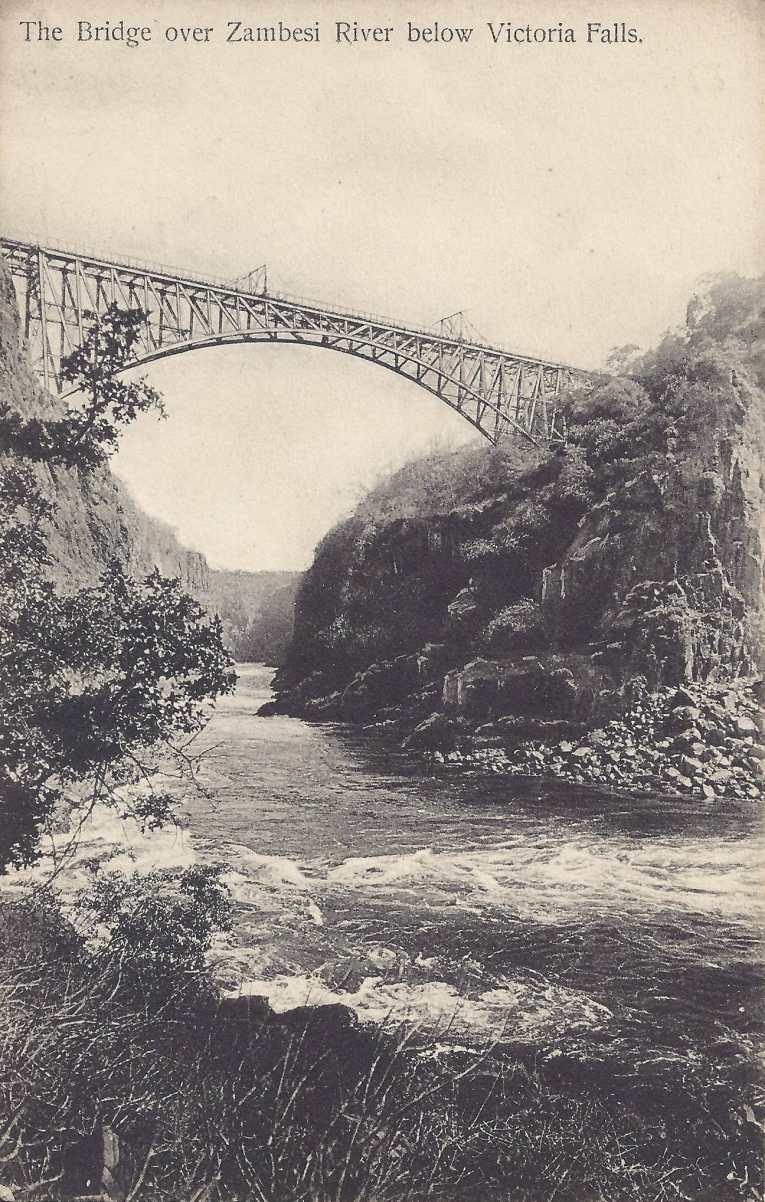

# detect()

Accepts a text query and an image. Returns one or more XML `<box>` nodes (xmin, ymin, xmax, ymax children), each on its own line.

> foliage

<box><xmin>481</xmin><ymin>598</ymin><xmax>546</xmax><ymax>655</ymax></box>
<box><xmin>604</xmin><ymin>342</ymin><xmax>642</xmax><ymax>374</ymax></box>
<box><xmin>0</xmin><ymin>304</ymin><xmax>164</xmax><ymax>468</ymax></box>
<box><xmin>0</xmin><ymin>308</ymin><xmax>236</xmax><ymax>872</ymax></box>
<box><xmin>564</xmin><ymin>274</ymin><xmax>765</xmax><ymax>473</ymax></box>
<box><xmin>76</xmin><ymin>865</ymin><xmax>233</xmax><ymax>1007</ymax></box>
<box><xmin>0</xmin><ymin>548</ymin><xmax>235</xmax><ymax>870</ymax></box>
<box><xmin>565</xmin><ymin>376</ymin><xmax>651</xmax><ymax>426</ymax></box>
<box><xmin>1</xmin><ymin>278</ymin><xmax>763</xmax><ymax>1202</ymax></box>
<box><xmin>546</xmin><ymin>445</ymin><xmax>597</xmax><ymax>519</ymax></box>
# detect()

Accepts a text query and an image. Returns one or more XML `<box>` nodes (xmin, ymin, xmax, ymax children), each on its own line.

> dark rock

<box><xmin>678</xmin><ymin>754</ymin><xmax>704</xmax><ymax>776</ymax></box>
<box><xmin>668</xmin><ymin>705</ymin><xmax>702</xmax><ymax>729</ymax></box>
<box><xmin>709</xmin><ymin>768</ymin><xmax>733</xmax><ymax>787</ymax></box>
<box><xmin>277</xmin><ymin>1002</ymin><xmax>359</xmax><ymax>1039</ymax></box>
<box><xmin>341</xmin><ymin>655</ymin><xmax>420</xmax><ymax>719</ymax></box>
<box><xmin>304</xmin><ymin>691</ymin><xmax>344</xmax><ymax>718</ymax></box>
<box><xmin>704</xmin><ymin>724</ymin><xmax>727</xmax><ymax>745</ymax></box>
<box><xmin>670</xmin><ymin>733</ymin><xmax>698</xmax><ymax>752</ymax></box>
<box><xmin>443</xmin><ymin>657</ymin><xmax>580</xmax><ymax>720</ymax></box>
<box><xmin>416</xmin><ymin>642</ymin><xmax>450</xmax><ymax>678</ymax></box>
<box><xmin>446</xmin><ymin>587</ymin><xmax>481</xmax><ymax>633</ymax></box>
<box><xmin>494</xmin><ymin>716</ymin><xmax>584</xmax><ymax>740</ymax></box>
<box><xmin>403</xmin><ymin>712</ymin><xmax>461</xmax><ymax>752</ymax></box>
<box><xmin>217</xmin><ymin>993</ymin><xmax>276</xmax><ymax>1028</ymax></box>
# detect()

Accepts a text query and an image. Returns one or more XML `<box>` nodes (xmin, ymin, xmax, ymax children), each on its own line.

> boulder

<box><xmin>734</xmin><ymin>715</ymin><xmax>759</xmax><ymax>737</ymax></box>
<box><xmin>304</xmin><ymin>691</ymin><xmax>344</xmax><ymax>718</ymax></box>
<box><xmin>446</xmin><ymin>587</ymin><xmax>481</xmax><ymax>633</ymax></box>
<box><xmin>416</xmin><ymin>642</ymin><xmax>450</xmax><ymax>678</ymax></box>
<box><xmin>668</xmin><ymin>705</ymin><xmax>702</xmax><ymax>730</ymax></box>
<box><xmin>494</xmin><ymin>716</ymin><xmax>584</xmax><ymax>740</ymax></box>
<box><xmin>678</xmin><ymin>754</ymin><xmax>704</xmax><ymax>777</ymax></box>
<box><xmin>277</xmin><ymin>1002</ymin><xmax>359</xmax><ymax>1038</ymax></box>
<box><xmin>403</xmin><ymin>712</ymin><xmax>461</xmax><ymax>752</ymax></box>
<box><xmin>443</xmin><ymin>657</ymin><xmax>578</xmax><ymax>719</ymax></box>
<box><xmin>571</xmin><ymin>746</ymin><xmax>593</xmax><ymax>759</ymax></box>
<box><xmin>341</xmin><ymin>655</ymin><xmax>420</xmax><ymax>719</ymax></box>
<box><xmin>218</xmin><ymin>993</ymin><xmax>275</xmax><ymax>1028</ymax></box>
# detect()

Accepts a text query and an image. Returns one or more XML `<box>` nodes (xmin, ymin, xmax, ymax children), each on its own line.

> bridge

<box><xmin>0</xmin><ymin>235</ymin><xmax>584</xmax><ymax>445</ymax></box>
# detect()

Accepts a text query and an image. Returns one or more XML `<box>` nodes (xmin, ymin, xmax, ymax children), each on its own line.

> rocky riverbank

<box><xmin>266</xmin><ymin>275</ymin><xmax>764</xmax><ymax>800</ymax></box>
<box><xmin>414</xmin><ymin>677</ymin><xmax>763</xmax><ymax>801</ymax></box>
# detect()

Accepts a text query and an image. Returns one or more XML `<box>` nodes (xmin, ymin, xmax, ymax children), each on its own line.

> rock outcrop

<box><xmin>266</xmin><ymin>274</ymin><xmax>764</xmax><ymax>794</ymax></box>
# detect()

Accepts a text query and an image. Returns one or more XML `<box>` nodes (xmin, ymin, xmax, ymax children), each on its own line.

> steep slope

<box><xmin>269</xmin><ymin>275</ymin><xmax>764</xmax><ymax>761</ymax></box>
<box><xmin>0</xmin><ymin>263</ymin><xmax>209</xmax><ymax>592</ymax></box>
<box><xmin>0</xmin><ymin>263</ymin><xmax>298</xmax><ymax>662</ymax></box>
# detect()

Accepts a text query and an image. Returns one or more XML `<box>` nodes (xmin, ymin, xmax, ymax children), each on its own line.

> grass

<box><xmin>0</xmin><ymin>894</ymin><xmax>761</xmax><ymax>1202</ymax></box>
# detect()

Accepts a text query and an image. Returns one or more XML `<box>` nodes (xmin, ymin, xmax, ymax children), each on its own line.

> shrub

<box><xmin>0</xmin><ymin>308</ymin><xmax>236</xmax><ymax>872</ymax></box>
<box><xmin>481</xmin><ymin>598</ymin><xmax>545</xmax><ymax>654</ymax></box>
<box><xmin>547</xmin><ymin>447</ymin><xmax>596</xmax><ymax>520</ymax></box>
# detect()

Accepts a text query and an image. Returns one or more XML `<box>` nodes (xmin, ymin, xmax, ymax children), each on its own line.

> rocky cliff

<box><xmin>0</xmin><ymin>262</ymin><xmax>298</xmax><ymax>661</ymax></box>
<box><xmin>268</xmin><ymin>274</ymin><xmax>764</xmax><ymax>783</ymax></box>
<box><xmin>0</xmin><ymin>263</ymin><xmax>209</xmax><ymax>592</ymax></box>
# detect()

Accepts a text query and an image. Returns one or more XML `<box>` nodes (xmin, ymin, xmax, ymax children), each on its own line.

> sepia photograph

<box><xmin>0</xmin><ymin>1</ymin><xmax>762</xmax><ymax>1199</ymax></box>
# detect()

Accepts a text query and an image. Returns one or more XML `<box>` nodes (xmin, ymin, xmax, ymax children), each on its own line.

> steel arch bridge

<box><xmin>1</xmin><ymin>235</ymin><xmax>584</xmax><ymax>445</ymax></box>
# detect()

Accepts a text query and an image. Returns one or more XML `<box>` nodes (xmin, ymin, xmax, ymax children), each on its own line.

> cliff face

<box><xmin>0</xmin><ymin>263</ymin><xmax>209</xmax><ymax>593</ymax></box>
<box><xmin>271</xmin><ymin>274</ymin><xmax>763</xmax><ymax>731</ymax></box>
<box><xmin>0</xmin><ymin>263</ymin><xmax>299</xmax><ymax>662</ymax></box>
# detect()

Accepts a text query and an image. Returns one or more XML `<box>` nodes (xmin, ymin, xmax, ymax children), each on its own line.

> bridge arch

<box><xmin>1</xmin><ymin>236</ymin><xmax>583</xmax><ymax>445</ymax></box>
<box><xmin>122</xmin><ymin>327</ymin><xmax>525</xmax><ymax>442</ymax></box>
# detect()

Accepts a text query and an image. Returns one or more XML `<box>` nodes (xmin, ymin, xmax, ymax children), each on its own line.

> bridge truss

<box><xmin>1</xmin><ymin>236</ymin><xmax>582</xmax><ymax>444</ymax></box>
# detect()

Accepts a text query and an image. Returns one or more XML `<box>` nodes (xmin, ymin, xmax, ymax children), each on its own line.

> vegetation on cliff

<box><xmin>272</xmin><ymin>273</ymin><xmax>764</xmax><ymax>744</ymax></box>
<box><xmin>0</xmin><ymin>300</ymin><xmax>236</xmax><ymax>872</ymax></box>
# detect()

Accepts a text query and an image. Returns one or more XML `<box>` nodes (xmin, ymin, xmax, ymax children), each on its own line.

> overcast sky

<box><xmin>1</xmin><ymin>0</ymin><xmax>762</xmax><ymax>569</ymax></box>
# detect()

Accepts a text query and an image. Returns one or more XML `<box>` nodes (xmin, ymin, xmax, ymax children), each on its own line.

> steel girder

<box><xmin>1</xmin><ymin>236</ymin><xmax>581</xmax><ymax>444</ymax></box>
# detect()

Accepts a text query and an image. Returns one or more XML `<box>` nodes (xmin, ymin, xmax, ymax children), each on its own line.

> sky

<box><xmin>1</xmin><ymin>0</ymin><xmax>762</xmax><ymax>569</ymax></box>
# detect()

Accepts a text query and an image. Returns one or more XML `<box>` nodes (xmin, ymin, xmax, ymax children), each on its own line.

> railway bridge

<box><xmin>1</xmin><ymin>235</ymin><xmax>586</xmax><ymax>445</ymax></box>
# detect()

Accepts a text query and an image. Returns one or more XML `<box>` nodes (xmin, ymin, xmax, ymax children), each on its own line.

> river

<box><xmin>171</xmin><ymin>664</ymin><xmax>763</xmax><ymax>1090</ymax></box>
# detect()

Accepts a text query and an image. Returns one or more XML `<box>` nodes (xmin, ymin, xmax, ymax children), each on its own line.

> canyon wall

<box><xmin>269</xmin><ymin>274</ymin><xmax>764</xmax><ymax>736</ymax></box>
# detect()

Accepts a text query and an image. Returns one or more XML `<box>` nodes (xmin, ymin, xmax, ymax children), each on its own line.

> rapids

<box><xmin>7</xmin><ymin>663</ymin><xmax>760</xmax><ymax>1082</ymax></box>
<box><xmin>183</xmin><ymin>666</ymin><xmax>763</xmax><ymax>1076</ymax></box>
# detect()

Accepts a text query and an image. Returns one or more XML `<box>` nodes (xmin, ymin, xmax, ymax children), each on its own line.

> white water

<box><xmin>186</xmin><ymin>667</ymin><xmax>763</xmax><ymax>1060</ymax></box>
<box><xmin>9</xmin><ymin>664</ymin><xmax>763</xmax><ymax>1060</ymax></box>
